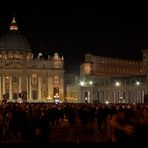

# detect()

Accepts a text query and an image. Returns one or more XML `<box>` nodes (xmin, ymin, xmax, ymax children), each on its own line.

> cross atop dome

<box><xmin>10</xmin><ymin>15</ymin><xmax>18</xmax><ymax>31</ymax></box>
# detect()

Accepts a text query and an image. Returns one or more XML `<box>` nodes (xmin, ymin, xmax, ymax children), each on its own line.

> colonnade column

<box><xmin>29</xmin><ymin>76</ymin><xmax>32</xmax><ymax>101</ymax></box>
<box><xmin>9</xmin><ymin>76</ymin><xmax>12</xmax><ymax>101</ymax></box>
<box><xmin>2</xmin><ymin>76</ymin><xmax>5</xmax><ymax>95</ymax></box>
<box><xmin>48</xmin><ymin>78</ymin><xmax>50</xmax><ymax>97</ymax></box>
<box><xmin>38</xmin><ymin>77</ymin><xmax>41</xmax><ymax>101</ymax></box>
<box><xmin>26</xmin><ymin>77</ymin><xmax>28</xmax><ymax>101</ymax></box>
<box><xmin>0</xmin><ymin>76</ymin><xmax>1</xmax><ymax>100</ymax></box>
<box><xmin>48</xmin><ymin>77</ymin><xmax>53</xmax><ymax>100</ymax></box>
<box><xmin>60</xmin><ymin>76</ymin><xmax>64</xmax><ymax>101</ymax></box>
<box><xmin>113</xmin><ymin>91</ymin><xmax>116</xmax><ymax>103</ymax></box>
<box><xmin>19</xmin><ymin>77</ymin><xmax>21</xmax><ymax>93</ymax></box>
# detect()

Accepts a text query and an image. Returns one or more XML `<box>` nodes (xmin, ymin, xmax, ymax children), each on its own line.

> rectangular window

<box><xmin>12</xmin><ymin>76</ymin><xmax>19</xmax><ymax>85</ymax></box>
<box><xmin>31</xmin><ymin>74</ymin><xmax>38</xmax><ymax>85</ymax></box>
<box><xmin>54</xmin><ymin>76</ymin><xmax>59</xmax><ymax>84</ymax></box>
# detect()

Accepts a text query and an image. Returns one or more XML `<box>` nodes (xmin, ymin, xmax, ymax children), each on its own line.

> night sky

<box><xmin>0</xmin><ymin>2</ymin><xmax>148</xmax><ymax>73</ymax></box>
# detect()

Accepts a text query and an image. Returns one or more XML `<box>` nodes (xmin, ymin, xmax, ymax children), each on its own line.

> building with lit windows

<box><xmin>64</xmin><ymin>73</ymin><xmax>80</xmax><ymax>103</ymax></box>
<box><xmin>66</xmin><ymin>53</ymin><xmax>148</xmax><ymax>103</ymax></box>
<box><xmin>0</xmin><ymin>17</ymin><xmax>64</xmax><ymax>103</ymax></box>
<box><xmin>80</xmin><ymin>53</ymin><xmax>148</xmax><ymax>103</ymax></box>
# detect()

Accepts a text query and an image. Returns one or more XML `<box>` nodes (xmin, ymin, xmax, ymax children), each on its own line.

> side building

<box><xmin>64</xmin><ymin>73</ymin><xmax>80</xmax><ymax>103</ymax></box>
<box><xmin>0</xmin><ymin>17</ymin><xmax>64</xmax><ymax>103</ymax></box>
<box><xmin>66</xmin><ymin>53</ymin><xmax>148</xmax><ymax>103</ymax></box>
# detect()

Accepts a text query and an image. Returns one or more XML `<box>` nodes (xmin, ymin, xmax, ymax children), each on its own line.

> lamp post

<box><xmin>135</xmin><ymin>81</ymin><xmax>140</xmax><ymax>103</ymax></box>
<box><xmin>115</xmin><ymin>81</ymin><xmax>121</xmax><ymax>103</ymax></box>
<box><xmin>79</xmin><ymin>80</ymin><xmax>93</xmax><ymax>103</ymax></box>
<box><xmin>115</xmin><ymin>81</ymin><xmax>120</xmax><ymax>87</ymax></box>
<box><xmin>85</xmin><ymin>97</ymin><xmax>88</xmax><ymax>103</ymax></box>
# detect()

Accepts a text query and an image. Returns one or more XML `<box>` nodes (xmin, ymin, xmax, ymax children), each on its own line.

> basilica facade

<box><xmin>0</xmin><ymin>17</ymin><xmax>64</xmax><ymax>103</ymax></box>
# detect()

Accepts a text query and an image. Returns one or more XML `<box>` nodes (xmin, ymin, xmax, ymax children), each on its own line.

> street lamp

<box><xmin>135</xmin><ymin>81</ymin><xmax>140</xmax><ymax>86</ymax></box>
<box><xmin>89</xmin><ymin>81</ymin><xmax>93</xmax><ymax>85</ymax></box>
<box><xmin>115</xmin><ymin>81</ymin><xmax>121</xmax><ymax>87</ymax></box>
<box><xmin>79</xmin><ymin>79</ymin><xmax>93</xmax><ymax>103</ymax></box>
<box><xmin>80</xmin><ymin>81</ymin><xmax>85</xmax><ymax>86</ymax></box>
<box><xmin>135</xmin><ymin>81</ymin><xmax>140</xmax><ymax>103</ymax></box>
<box><xmin>105</xmin><ymin>101</ymin><xmax>109</xmax><ymax>104</ymax></box>
<box><xmin>114</xmin><ymin>81</ymin><xmax>122</xmax><ymax>103</ymax></box>
<box><xmin>80</xmin><ymin>80</ymin><xmax>93</xmax><ymax>87</ymax></box>
<box><xmin>85</xmin><ymin>97</ymin><xmax>88</xmax><ymax>103</ymax></box>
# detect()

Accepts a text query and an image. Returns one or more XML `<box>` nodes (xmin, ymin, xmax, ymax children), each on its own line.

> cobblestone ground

<box><xmin>0</xmin><ymin>118</ymin><xmax>108</xmax><ymax>144</ymax></box>
<box><xmin>49</xmin><ymin>118</ymin><xmax>108</xmax><ymax>143</ymax></box>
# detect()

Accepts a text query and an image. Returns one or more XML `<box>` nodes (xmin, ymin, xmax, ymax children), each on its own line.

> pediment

<box><xmin>4</xmin><ymin>63</ymin><xmax>24</xmax><ymax>69</ymax></box>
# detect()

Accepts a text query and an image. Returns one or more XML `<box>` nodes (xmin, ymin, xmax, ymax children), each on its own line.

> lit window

<box><xmin>54</xmin><ymin>76</ymin><xmax>59</xmax><ymax>84</ymax></box>
<box><xmin>32</xmin><ymin>74</ymin><xmax>38</xmax><ymax>85</ymax></box>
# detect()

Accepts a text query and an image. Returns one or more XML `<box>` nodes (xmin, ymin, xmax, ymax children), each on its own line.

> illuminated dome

<box><xmin>0</xmin><ymin>17</ymin><xmax>31</xmax><ymax>52</ymax></box>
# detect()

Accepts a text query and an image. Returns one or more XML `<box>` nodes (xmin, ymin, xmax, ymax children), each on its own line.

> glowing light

<box><xmin>115</xmin><ymin>81</ymin><xmax>120</xmax><ymax>87</ymax></box>
<box><xmin>89</xmin><ymin>81</ymin><xmax>93</xmax><ymax>85</ymax></box>
<box><xmin>10</xmin><ymin>16</ymin><xmax>18</xmax><ymax>30</ymax></box>
<box><xmin>6</xmin><ymin>76</ymin><xmax>9</xmax><ymax>79</ymax></box>
<box><xmin>135</xmin><ymin>81</ymin><xmax>140</xmax><ymax>86</ymax></box>
<box><xmin>80</xmin><ymin>81</ymin><xmax>85</xmax><ymax>86</ymax></box>
<box><xmin>39</xmin><ymin>52</ymin><xmax>42</xmax><ymax>56</ymax></box>
<box><xmin>47</xmin><ymin>96</ymin><xmax>52</xmax><ymax>100</ymax></box>
<box><xmin>54</xmin><ymin>93</ymin><xmax>59</xmax><ymax>101</ymax></box>
<box><xmin>10</xmin><ymin>26</ymin><xmax>18</xmax><ymax>30</ymax></box>
<box><xmin>105</xmin><ymin>101</ymin><xmax>109</xmax><ymax>104</ymax></box>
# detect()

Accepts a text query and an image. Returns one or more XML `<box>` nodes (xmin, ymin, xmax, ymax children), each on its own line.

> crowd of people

<box><xmin>0</xmin><ymin>101</ymin><xmax>148</xmax><ymax>143</ymax></box>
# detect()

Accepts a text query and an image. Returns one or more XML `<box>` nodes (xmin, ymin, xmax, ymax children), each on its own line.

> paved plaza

<box><xmin>49</xmin><ymin>118</ymin><xmax>108</xmax><ymax>143</ymax></box>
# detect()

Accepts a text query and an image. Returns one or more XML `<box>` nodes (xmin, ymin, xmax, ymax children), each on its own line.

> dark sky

<box><xmin>0</xmin><ymin>2</ymin><xmax>148</xmax><ymax>73</ymax></box>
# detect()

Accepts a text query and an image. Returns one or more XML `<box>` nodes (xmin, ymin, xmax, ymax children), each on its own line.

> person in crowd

<box><xmin>110</xmin><ymin>106</ymin><xmax>135</xmax><ymax>143</ymax></box>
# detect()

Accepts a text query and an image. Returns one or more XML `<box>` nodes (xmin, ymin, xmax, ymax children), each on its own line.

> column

<box><xmin>26</xmin><ymin>77</ymin><xmax>28</xmax><ymax>101</ymax></box>
<box><xmin>19</xmin><ymin>77</ymin><xmax>21</xmax><ymax>93</ymax></box>
<box><xmin>48</xmin><ymin>77</ymin><xmax>53</xmax><ymax>99</ymax></box>
<box><xmin>113</xmin><ymin>91</ymin><xmax>116</xmax><ymax>103</ymax></box>
<box><xmin>128</xmin><ymin>90</ymin><xmax>130</xmax><ymax>103</ymax></box>
<box><xmin>0</xmin><ymin>76</ymin><xmax>1</xmax><ymax>100</ymax></box>
<box><xmin>136</xmin><ymin>91</ymin><xmax>139</xmax><ymax>103</ymax></box>
<box><xmin>38</xmin><ymin>77</ymin><xmax>41</xmax><ymax>101</ymax></box>
<box><xmin>29</xmin><ymin>76</ymin><xmax>32</xmax><ymax>101</ymax></box>
<box><xmin>9</xmin><ymin>76</ymin><xmax>12</xmax><ymax>101</ymax></box>
<box><xmin>60</xmin><ymin>76</ymin><xmax>64</xmax><ymax>100</ymax></box>
<box><xmin>2</xmin><ymin>76</ymin><xmax>5</xmax><ymax>95</ymax></box>
<box><xmin>142</xmin><ymin>90</ymin><xmax>145</xmax><ymax>103</ymax></box>
<box><xmin>48</xmin><ymin>78</ymin><xmax>50</xmax><ymax>97</ymax></box>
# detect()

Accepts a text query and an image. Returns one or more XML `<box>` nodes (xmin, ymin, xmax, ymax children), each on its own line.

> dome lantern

<box><xmin>10</xmin><ymin>16</ymin><xmax>18</xmax><ymax>31</ymax></box>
